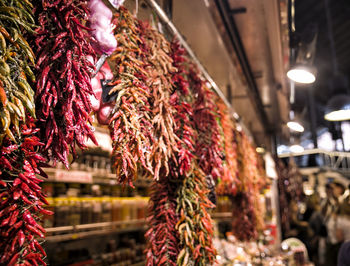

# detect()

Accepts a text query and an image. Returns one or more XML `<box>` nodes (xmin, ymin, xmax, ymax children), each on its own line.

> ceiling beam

<box><xmin>213</xmin><ymin>0</ymin><xmax>272</xmax><ymax>135</ymax></box>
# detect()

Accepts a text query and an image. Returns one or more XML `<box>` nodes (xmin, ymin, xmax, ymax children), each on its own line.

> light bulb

<box><xmin>289</xmin><ymin>144</ymin><xmax>304</xmax><ymax>153</ymax></box>
<box><xmin>287</xmin><ymin>68</ymin><xmax>316</xmax><ymax>84</ymax></box>
<box><xmin>287</xmin><ymin>121</ymin><xmax>304</xmax><ymax>132</ymax></box>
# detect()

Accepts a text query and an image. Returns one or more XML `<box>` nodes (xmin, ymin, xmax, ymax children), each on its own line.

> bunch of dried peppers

<box><xmin>140</xmin><ymin>22</ymin><xmax>184</xmax><ymax>266</ymax></box>
<box><xmin>0</xmin><ymin>1</ymin><xmax>51</xmax><ymax>265</ymax></box>
<box><xmin>216</xmin><ymin>101</ymin><xmax>239</xmax><ymax>195</ymax></box>
<box><xmin>33</xmin><ymin>0</ymin><xmax>97</xmax><ymax>168</ymax></box>
<box><xmin>0</xmin><ymin>0</ymin><xmax>36</xmax><ymax>144</ymax></box>
<box><xmin>171</xmin><ymin>41</ymin><xmax>216</xmax><ymax>266</ymax></box>
<box><xmin>189</xmin><ymin>65</ymin><xmax>224</xmax><ymax>182</ymax></box>
<box><xmin>108</xmin><ymin>7</ymin><xmax>153</xmax><ymax>186</ymax></box>
<box><xmin>0</xmin><ymin>118</ymin><xmax>51</xmax><ymax>266</ymax></box>
<box><xmin>140</xmin><ymin>21</ymin><xmax>179</xmax><ymax>181</ymax></box>
<box><xmin>230</xmin><ymin>131</ymin><xmax>263</xmax><ymax>241</ymax></box>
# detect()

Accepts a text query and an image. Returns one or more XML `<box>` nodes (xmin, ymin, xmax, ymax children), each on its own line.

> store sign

<box><xmin>55</xmin><ymin>170</ymin><xmax>93</xmax><ymax>183</ymax></box>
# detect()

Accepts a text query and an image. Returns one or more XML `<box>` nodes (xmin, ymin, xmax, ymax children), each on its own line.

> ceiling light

<box><xmin>289</xmin><ymin>144</ymin><xmax>304</xmax><ymax>153</ymax></box>
<box><xmin>287</xmin><ymin>121</ymin><xmax>304</xmax><ymax>132</ymax></box>
<box><xmin>287</xmin><ymin>65</ymin><xmax>316</xmax><ymax>84</ymax></box>
<box><xmin>324</xmin><ymin>94</ymin><xmax>350</xmax><ymax>121</ymax></box>
<box><xmin>256</xmin><ymin>147</ymin><xmax>265</xmax><ymax>154</ymax></box>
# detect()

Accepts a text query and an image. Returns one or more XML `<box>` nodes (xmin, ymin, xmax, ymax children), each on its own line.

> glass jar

<box><xmin>80</xmin><ymin>198</ymin><xmax>93</xmax><ymax>224</ymax></box>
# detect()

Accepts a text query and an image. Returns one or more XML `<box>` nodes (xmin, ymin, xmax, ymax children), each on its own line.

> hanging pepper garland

<box><xmin>108</xmin><ymin>7</ymin><xmax>153</xmax><ymax>186</ymax></box>
<box><xmin>230</xmin><ymin>130</ymin><xmax>263</xmax><ymax>241</ymax></box>
<box><xmin>189</xmin><ymin>65</ymin><xmax>224</xmax><ymax>182</ymax></box>
<box><xmin>216</xmin><ymin>100</ymin><xmax>239</xmax><ymax>195</ymax></box>
<box><xmin>176</xmin><ymin>167</ymin><xmax>216</xmax><ymax>266</ymax></box>
<box><xmin>139</xmin><ymin>21</ymin><xmax>179</xmax><ymax>181</ymax></box>
<box><xmin>0</xmin><ymin>118</ymin><xmax>51</xmax><ymax>266</ymax></box>
<box><xmin>145</xmin><ymin>40</ymin><xmax>195</xmax><ymax>266</ymax></box>
<box><xmin>141</xmin><ymin>28</ymin><xmax>183</xmax><ymax>265</ymax></box>
<box><xmin>231</xmin><ymin>191</ymin><xmax>258</xmax><ymax>242</ymax></box>
<box><xmin>33</xmin><ymin>0</ymin><xmax>97</xmax><ymax>168</ymax></box>
<box><xmin>170</xmin><ymin>40</ymin><xmax>216</xmax><ymax>266</ymax></box>
<box><xmin>0</xmin><ymin>0</ymin><xmax>37</xmax><ymax>145</ymax></box>
<box><xmin>145</xmin><ymin>175</ymin><xmax>180</xmax><ymax>266</ymax></box>
<box><xmin>0</xmin><ymin>1</ymin><xmax>51</xmax><ymax>265</ymax></box>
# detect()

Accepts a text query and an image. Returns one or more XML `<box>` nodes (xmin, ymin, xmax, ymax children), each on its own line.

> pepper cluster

<box><xmin>0</xmin><ymin>0</ymin><xmax>36</xmax><ymax>145</ymax></box>
<box><xmin>216</xmin><ymin>101</ymin><xmax>239</xmax><ymax>195</ymax></box>
<box><xmin>140</xmin><ymin>22</ymin><xmax>179</xmax><ymax>181</ymax></box>
<box><xmin>33</xmin><ymin>0</ymin><xmax>97</xmax><ymax>168</ymax></box>
<box><xmin>170</xmin><ymin>41</ymin><xmax>216</xmax><ymax>265</ymax></box>
<box><xmin>140</xmin><ymin>27</ymin><xmax>184</xmax><ymax>265</ymax></box>
<box><xmin>108</xmin><ymin>7</ymin><xmax>153</xmax><ymax>186</ymax></box>
<box><xmin>276</xmin><ymin>158</ymin><xmax>304</xmax><ymax>235</ymax></box>
<box><xmin>228</xmin><ymin>130</ymin><xmax>266</xmax><ymax>241</ymax></box>
<box><xmin>0</xmin><ymin>118</ymin><xmax>51</xmax><ymax>266</ymax></box>
<box><xmin>145</xmin><ymin>176</ymin><xmax>180</xmax><ymax>266</ymax></box>
<box><xmin>0</xmin><ymin>1</ymin><xmax>51</xmax><ymax>265</ymax></box>
<box><xmin>176</xmin><ymin>167</ymin><xmax>216</xmax><ymax>266</ymax></box>
<box><xmin>231</xmin><ymin>191</ymin><xmax>258</xmax><ymax>242</ymax></box>
<box><xmin>190</xmin><ymin>65</ymin><xmax>224</xmax><ymax>182</ymax></box>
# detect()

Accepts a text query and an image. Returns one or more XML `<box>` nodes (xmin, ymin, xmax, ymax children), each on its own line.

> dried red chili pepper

<box><xmin>33</xmin><ymin>0</ymin><xmax>97</xmax><ymax>168</ymax></box>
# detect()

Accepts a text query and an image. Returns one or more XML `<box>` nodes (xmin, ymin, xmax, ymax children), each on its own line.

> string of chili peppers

<box><xmin>230</xmin><ymin>130</ymin><xmax>262</xmax><ymax>241</ymax></box>
<box><xmin>33</xmin><ymin>0</ymin><xmax>97</xmax><ymax>168</ymax></box>
<box><xmin>176</xmin><ymin>167</ymin><xmax>217</xmax><ymax>266</ymax></box>
<box><xmin>170</xmin><ymin>40</ymin><xmax>216</xmax><ymax>266</ymax></box>
<box><xmin>139</xmin><ymin>21</ymin><xmax>179</xmax><ymax>181</ymax></box>
<box><xmin>0</xmin><ymin>1</ymin><xmax>51</xmax><ymax>265</ymax></box>
<box><xmin>145</xmin><ymin>175</ymin><xmax>180</xmax><ymax>266</ymax></box>
<box><xmin>108</xmin><ymin>7</ymin><xmax>153</xmax><ymax>187</ymax></box>
<box><xmin>142</xmin><ymin>29</ymin><xmax>183</xmax><ymax>265</ymax></box>
<box><xmin>189</xmin><ymin>64</ymin><xmax>224</xmax><ymax>182</ymax></box>
<box><xmin>145</xmin><ymin>39</ymin><xmax>194</xmax><ymax>266</ymax></box>
<box><xmin>0</xmin><ymin>0</ymin><xmax>37</xmax><ymax>145</ymax></box>
<box><xmin>0</xmin><ymin>118</ymin><xmax>51</xmax><ymax>266</ymax></box>
<box><xmin>216</xmin><ymin>100</ymin><xmax>239</xmax><ymax>196</ymax></box>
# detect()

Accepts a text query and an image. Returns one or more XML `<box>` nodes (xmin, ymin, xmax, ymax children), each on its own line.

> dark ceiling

<box><xmin>293</xmin><ymin>0</ymin><xmax>350</xmax><ymax>141</ymax></box>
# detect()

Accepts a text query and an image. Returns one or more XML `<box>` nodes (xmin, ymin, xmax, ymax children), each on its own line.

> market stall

<box><xmin>0</xmin><ymin>0</ymin><xmax>290</xmax><ymax>265</ymax></box>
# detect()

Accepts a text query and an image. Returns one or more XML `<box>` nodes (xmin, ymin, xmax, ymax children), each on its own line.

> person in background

<box><xmin>336</xmin><ymin>184</ymin><xmax>350</xmax><ymax>266</ymax></box>
<box><xmin>305</xmin><ymin>194</ymin><xmax>323</xmax><ymax>265</ymax></box>
<box><xmin>321</xmin><ymin>183</ymin><xmax>337</xmax><ymax>219</ymax></box>
<box><xmin>337</xmin><ymin>241</ymin><xmax>350</xmax><ymax>266</ymax></box>
<box><xmin>287</xmin><ymin>200</ymin><xmax>311</xmax><ymax>244</ymax></box>
<box><xmin>325</xmin><ymin>182</ymin><xmax>346</xmax><ymax>266</ymax></box>
<box><xmin>335</xmin><ymin>187</ymin><xmax>350</xmax><ymax>244</ymax></box>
